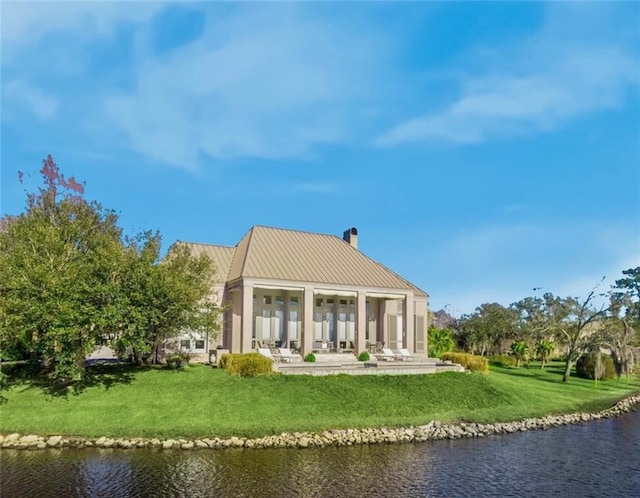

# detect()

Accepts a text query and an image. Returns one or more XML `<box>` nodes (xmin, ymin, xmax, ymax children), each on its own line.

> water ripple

<box><xmin>2</xmin><ymin>412</ymin><xmax>639</xmax><ymax>498</ymax></box>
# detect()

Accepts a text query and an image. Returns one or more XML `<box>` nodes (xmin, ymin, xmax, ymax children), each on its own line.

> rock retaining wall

<box><xmin>2</xmin><ymin>394</ymin><xmax>638</xmax><ymax>451</ymax></box>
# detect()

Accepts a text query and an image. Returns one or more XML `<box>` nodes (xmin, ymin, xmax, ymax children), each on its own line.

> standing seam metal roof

<box><xmin>180</xmin><ymin>226</ymin><xmax>426</xmax><ymax>296</ymax></box>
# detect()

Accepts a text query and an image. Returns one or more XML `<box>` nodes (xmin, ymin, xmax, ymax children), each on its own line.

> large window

<box><xmin>253</xmin><ymin>290</ymin><xmax>302</xmax><ymax>349</ymax></box>
<box><xmin>314</xmin><ymin>295</ymin><xmax>355</xmax><ymax>348</ymax></box>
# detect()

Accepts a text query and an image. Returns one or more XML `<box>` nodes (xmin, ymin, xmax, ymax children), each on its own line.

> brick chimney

<box><xmin>343</xmin><ymin>227</ymin><xmax>358</xmax><ymax>249</ymax></box>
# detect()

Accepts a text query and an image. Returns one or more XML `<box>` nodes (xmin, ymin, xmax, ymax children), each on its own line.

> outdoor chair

<box><xmin>375</xmin><ymin>348</ymin><xmax>397</xmax><ymax>361</ymax></box>
<box><xmin>278</xmin><ymin>348</ymin><xmax>302</xmax><ymax>363</ymax></box>
<box><xmin>397</xmin><ymin>348</ymin><xmax>416</xmax><ymax>361</ymax></box>
<box><xmin>258</xmin><ymin>348</ymin><xmax>279</xmax><ymax>362</ymax></box>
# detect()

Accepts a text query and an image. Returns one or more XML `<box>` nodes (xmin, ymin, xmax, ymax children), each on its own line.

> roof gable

<box><xmin>180</xmin><ymin>226</ymin><xmax>426</xmax><ymax>296</ymax></box>
<box><xmin>228</xmin><ymin>226</ymin><xmax>426</xmax><ymax>296</ymax></box>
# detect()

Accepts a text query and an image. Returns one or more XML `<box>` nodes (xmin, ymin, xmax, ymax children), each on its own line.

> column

<box><xmin>356</xmin><ymin>290</ymin><xmax>367</xmax><ymax>354</ymax></box>
<box><xmin>404</xmin><ymin>293</ymin><xmax>415</xmax><ymax>353</ymax></box>
<box><xmin>241</xmin><ymin>283</ymin><xmax>253</xmax><ymax>353</ymax></box>
<box><xmin>302</xmin><ymin>286</ymin><xmax>314</xmax><ymax>356</ymax></box>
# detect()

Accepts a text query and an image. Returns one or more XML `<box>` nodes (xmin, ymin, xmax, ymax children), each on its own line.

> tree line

<box><xmin>0</xmin><ymin>156</ymin><xmax>220</xmax><ymax>383</ymax></box>
<box><xmin>428</xmin><ymin>269</ymin><xmax>640</xmax><ymax>382</ymax></box>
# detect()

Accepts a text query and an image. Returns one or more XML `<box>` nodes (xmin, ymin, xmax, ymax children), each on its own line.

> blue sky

<box><xmin>1</xmin><ymin>1</ymin><xmax>639</xmax><ymax>315</ymax></box>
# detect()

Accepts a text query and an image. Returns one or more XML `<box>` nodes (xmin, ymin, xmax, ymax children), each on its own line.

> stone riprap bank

<box><xmin>2</xmin><ymin>394</ymin><xmax>638</xmax><ymax>451</ymax></box>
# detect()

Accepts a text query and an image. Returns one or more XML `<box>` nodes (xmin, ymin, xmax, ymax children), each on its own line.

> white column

<box><xmin>302</xmin><ymin>286</ymin><xmax>314</xmax><ymax>356</ymax></box>
<box><xmin>404</xmin><ymin>293</ymin><xmax>415</xmax><ymax>353</ymax></box>
<box><xmin>241</xmin><ymin>283</ymin><xmax>253</xmax><ymax>353</ymax></box>
<box><xmin>356</xmin><ymin>290</ymin><xmax>367</xmax><ymax>354</ymax></box>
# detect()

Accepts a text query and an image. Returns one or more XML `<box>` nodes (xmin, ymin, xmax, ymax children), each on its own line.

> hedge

<box><xmin>219</xmin><ymin>353</ymin><xmax>272</xmax><ymax>377</ymax></box>
<box><xmin>441</xmin><ymin>352</ymin><xmax>489</xmax><ymax>373</ymax></box>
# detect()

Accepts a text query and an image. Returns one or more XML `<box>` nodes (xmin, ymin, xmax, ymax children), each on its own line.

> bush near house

<box><xmin>576</xmin><ymin>353</ymin><xmax>616</xmax><ymax>381</ymax></box>
<box><xmin>220</xmin><ymin>353</ymin><xmax>272</xmax><ymax>377</ymax></box>
<box><xmin>441</xmin><ymin>352</ymin><xmax>489</xmax><ymax>373</ymax></box>
<box><xmin>358</xmin><ymin>351</ymin><xmax>370</xmax><ymax>361</ymax></box>
<box><xmin>165</xmin><ymin>352</ymin><xmax>191</xmax><ymax>369</ymax></box>
<box><xmin>304</xmin><ymin>353</ymin><xmax>316</xmax><ymax>363</ymax></box>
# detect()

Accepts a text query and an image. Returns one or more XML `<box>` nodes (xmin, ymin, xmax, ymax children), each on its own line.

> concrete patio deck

<box><xmin>273</xmin><ymin>357</ymin><xmax>464</xmax><ymax>376</ymax></box>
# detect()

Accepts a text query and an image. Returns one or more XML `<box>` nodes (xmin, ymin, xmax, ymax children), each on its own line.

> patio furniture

<box><xmin>375</xmin><ymin>348</ymin><xmax>398</xmax><ymax>361</ymax></box>
<box><xmin>313</xmin><ymin>341</ymin><xmax>333</xmax><ymax>353</ymax></box>
<box><xmin>278</xmin><ymin>348</ymin><xmax>302</xmax><ymax>363</ymax></box>
<box><xmin>258</xmin><ymin>348</ymin><xmax>280</xmax><ymax>362</ymax></box>
<box><xmin>397</xmin><ymin>348</ymin><xmax>416</xmax><ymax>361</ymax></box>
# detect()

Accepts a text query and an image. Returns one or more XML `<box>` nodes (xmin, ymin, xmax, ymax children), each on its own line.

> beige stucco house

<box><xmin>178</xmin><ymin>226</ymin><xmax>429</xmax><ymax>358</ymax></box>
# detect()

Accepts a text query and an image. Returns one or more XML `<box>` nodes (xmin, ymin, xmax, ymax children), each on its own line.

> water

<box><xmin>2</xmin><ymin>412</ymin><xmax>639</xmax><ymax>498</ymax></box>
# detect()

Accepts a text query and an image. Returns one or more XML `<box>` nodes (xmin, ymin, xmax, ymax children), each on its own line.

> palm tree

<box><xmin>510</xmin><ymin>341</ymin><xmax>529</xmax><ymax>368</ymax></box>
<box><xmin>427</xmin><ymin>326</ymin><xmax>454</xmax><ymax>358</ymax></box>
<box><xmin>535</xmin><ymin>339</ymin><xmax>555</xmax><ymax>369</ymax></box>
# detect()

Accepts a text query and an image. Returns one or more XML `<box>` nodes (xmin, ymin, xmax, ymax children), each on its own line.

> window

<box><xmin>289</xmin><ymin>310</ymin><xmax>298</xmax><ymax>339</ymax></box>
<box><xmin>340</xmin><ymin>299</ymin><xmax>347</xmax><ymax>305</ymax></box>
<box><xmin>275</xmin><ymin>296</ymin><xmax>284</xmax><ymax>306</ymax></box>
<box><xmin>263</xmin><ymin>295</ymin><xmax>272</xmax><ymax>305</ymax></box>
<box><xmin>327</xmin><ymin>298</ymin><xmax>334</xmax><ymax>305</ymax></box>
<box><xmin>290</xmin><ymin>297</ymin><xmax>299</xmax><ymax>306</ymax></box>
<box><xmin>180</xmin><ymin>339</ymin><xmax>191</xmax><ymax>350</ymax></box>
<box><xmin>316</xmin><ymin>298</ymin><xmax>323</xmax><ymax>307</ymax></box>
<box><xmin>195</xmin><ymin>339</ymin><xmax>205</xmax><ymax>350</ymax></box>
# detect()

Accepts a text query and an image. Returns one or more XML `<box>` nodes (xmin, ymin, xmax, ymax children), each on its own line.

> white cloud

<box><xmin>377</xmin><ymin>4</ymin><xmax>640</xmax><ymax>146</ymax></box>
<box><xmin>426</xmin><ymin>220</ymin><xmax>640</xmax><ymax>315</ymax></box>
<box><xmin>3</xmin><ymin>80</ymin><xmax>59</xmax><ymax>119</ymax></box>
<box><xmin>1</xmin><ymin>1</ymin><xmax>164</xmax><ymax>59</ymax></box>
<box><xmin>102</xmin><ymin>6</ymin><xmax>385</xmax><ymax>168</ymax></box>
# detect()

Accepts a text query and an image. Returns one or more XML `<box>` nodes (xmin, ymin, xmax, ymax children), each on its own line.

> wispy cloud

<box><xmin>1</xmin><ymin>1</ymin><xmax>163</xmax><ymax>59</ymax></box>
<box><xmin>377</xmin><ymin>4</ymin><xmax>639</xmax><ymax>146</ymax></box>
<box><xmin>3</xmin><ymin>80</ymin><xmax>59</xmax><ymax>120</ymax></box>
<box><xmin>426</xmin><ymin>220</ymin><xmax>640</xmax><ymax>314</ymax></box>
<box><xmin>102</xmin><ymin>5</ymin><xmax>387</xmax><ymax>169</ymax></box>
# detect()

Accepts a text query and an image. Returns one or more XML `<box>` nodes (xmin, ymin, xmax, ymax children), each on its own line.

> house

<box><xmin>176</xmin><ymin>226</ymin><xmax>429</xmax><ymax>360</ymax></box>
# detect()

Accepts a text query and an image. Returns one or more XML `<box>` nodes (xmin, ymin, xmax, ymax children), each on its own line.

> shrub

<box><xmin>576</xmin><ymin>353</ymin><xmax>616</xmax><ymax>381</ymax></box>
<box><xmin>441</xmin><ymin>352</ymin><xmax>489</xmax><ymax>373</ymax></box>
<box><xmin>428</xmin><ymin>325</ymin><xmax>455</xmax><ymax>358</ymax></box>
<box><xmin>165</xmin><ymin>352</ymin><xmax>190</xmax><ymax>369</ymax></box>
<box><xmin>220</xmin><ymin>353</ymin><xmax>272</xmax><ymax>377</ymax></box>
<box><xmin>304</xmin><ymin>353</ymin><xmax>316</xmax><ymax>363</ymax></box>
<box><xmin>489</xmin><ymin>355</ymin><xmax>516</xmax><ymax>368</ymax></box>
<box><xmin>358</xmin><ymin>351</ymin><xmax>370</xmax><ymax>361</ymax></box>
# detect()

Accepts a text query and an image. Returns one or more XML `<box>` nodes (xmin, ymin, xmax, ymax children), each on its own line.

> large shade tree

<box><xmin>455</xmin><ymin>303</ymin><xmax>518</xmax><ymax>355</ymax></box>
<box><xmin>0</xmin><ymin>156</ymin><xmax>220</xmax><ymax>382</ymax></box>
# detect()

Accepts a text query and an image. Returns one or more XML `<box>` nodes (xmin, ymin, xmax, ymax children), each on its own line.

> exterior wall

<box><xmin>217</xmin><ymin>277</ymin><xmax>427</xmax><ymax>356</ymax></box>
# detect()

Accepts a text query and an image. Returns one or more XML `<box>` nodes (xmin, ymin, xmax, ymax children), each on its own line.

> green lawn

<box><xmin>1</xmin><ymin>362</ymin><xmax>638</xmax><ymax>439</ymax></box>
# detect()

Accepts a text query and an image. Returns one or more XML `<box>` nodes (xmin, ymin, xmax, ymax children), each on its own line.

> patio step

<box><xmin>312</xmin><ymin>353</ymin><xmax>357</xmax><ymax>363</ymax></box>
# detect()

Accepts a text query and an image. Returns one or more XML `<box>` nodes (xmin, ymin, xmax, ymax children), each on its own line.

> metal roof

<box><xmin>178</xmin><ymin>242</ymin><xmax>235</xmax><ymax>283</ymax></box>
<box><xmin>181</xmin><ymin>226</ymin><xmax>427</xmax><ymax>296</ymax></box>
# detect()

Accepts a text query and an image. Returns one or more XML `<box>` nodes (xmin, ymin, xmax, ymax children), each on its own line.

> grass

<box><xmin>1</xmin><ymin>361</ymin><xmax>638</xmax><ymax>439</ymax></box>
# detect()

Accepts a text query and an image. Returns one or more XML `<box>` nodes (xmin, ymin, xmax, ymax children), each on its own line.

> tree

<box><xmin>603</xmin><ymin>267</ymin><xmax>640</xmax><ymax>379</ymax></box>
<box><xmin>511</xmin><ymin>293</ymin><xmax>568</xmax><ymax>345</ymax></box>
<box><xmin>0</xmin><ymin>156</ymin><xmax>123</xmax><ymax>381</ymax></box>
<box><xmin>0</xmin><ymin>156</ymin><xmax>221</xmax><ymax>382</ymax></box>
<box><xmin>113</xmin><ymin>234</ymin><xmax>220</xmax><ymax>365</ymax></box>
<box><xmin>557</xmin><ymin>287</ymin><xmax>608</xmax><ymax>383</ymax></box>
<box><xmin>456</xmin><ymin>303</ymin><xmax>518</xmax><ymax>355</ymax></box>
<box><xmin>534</xmin><ymin>339</ymin><xmax>555</xmax><ymax>369</ymax></box>
<box><xmin>510</xmin><ymin>340</ymin><xmax>529</xmax><ymax>368</ymax></box>
<box><xmin>427</xmin><ymin>325</ymin><xmax>454</xmax><ymax>358</ymax></box>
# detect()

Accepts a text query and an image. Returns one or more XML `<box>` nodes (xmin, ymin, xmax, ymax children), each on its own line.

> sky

<box><xmin>1</xmin><ymin>1</ymin><xmax>639</xmax><ymax>316</ymax></box>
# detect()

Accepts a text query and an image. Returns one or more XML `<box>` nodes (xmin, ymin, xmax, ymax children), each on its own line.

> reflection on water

<box><xmin>2</xmin><ymin>412</ymin><xmax>639</xmax><ymax>498</ymax></box>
